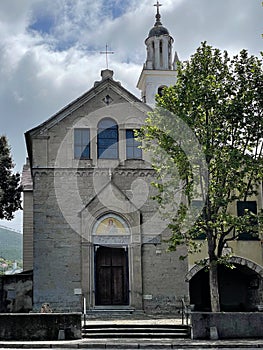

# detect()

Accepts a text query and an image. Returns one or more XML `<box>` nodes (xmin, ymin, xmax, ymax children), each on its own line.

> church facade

<box><xmin>22</xmin><ymin>4</ymin><xmax>263</xmax><ymax>314</ymax></box>
<box><xmin>23</xmin><ymin>6</ymin><xmax>188</xmax><ymax>313</ymax></box>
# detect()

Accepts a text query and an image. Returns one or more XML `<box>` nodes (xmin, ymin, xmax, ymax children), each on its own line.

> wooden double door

<box><xmin>95</xmin><ymin>246</ymin><xmax>129</xmax><ymax>305</ymax></box>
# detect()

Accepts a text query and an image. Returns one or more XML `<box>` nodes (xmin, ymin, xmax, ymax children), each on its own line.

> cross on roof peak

<box><xmin>100</xmin><ymin>44</ymin><xmax>114</xmax><ymax>70</ymax></box>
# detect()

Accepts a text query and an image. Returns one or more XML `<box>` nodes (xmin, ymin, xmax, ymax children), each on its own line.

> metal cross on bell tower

<box><xmin>154</xmin><ymin>1</ymin><xmax>162</xmax><ymax>23</ymax></box>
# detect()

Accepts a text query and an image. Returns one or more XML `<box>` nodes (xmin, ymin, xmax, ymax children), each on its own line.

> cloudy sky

<box><xmin>0</xmin><ymin>0</ymin><xmax>262</xmax><ymax>231</ymax></box>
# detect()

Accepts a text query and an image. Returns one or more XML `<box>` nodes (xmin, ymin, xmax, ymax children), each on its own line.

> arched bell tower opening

<box><xmin>157</xmin><ymin>85</ymin><xmax>167</xmax><ymax>96</ymax></box>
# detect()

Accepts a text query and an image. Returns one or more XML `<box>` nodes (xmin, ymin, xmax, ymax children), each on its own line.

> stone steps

<box><xmin>82</xmin><ymin>323</ymin><xmax>191</xmax><ymax>339</ymax></box>
<box><xmin>86</xmin><ymin>308</ymin><xmax>135</xmax><ymax>318</ymax></box>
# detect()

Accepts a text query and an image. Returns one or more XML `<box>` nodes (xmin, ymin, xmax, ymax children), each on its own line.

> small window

<box><xmin>74</xmin><ymin>128</ymin><xmax>90</xmax><ymax>159</ymax></box>
<box><xmin>126</xmin><ymin>130</ymin><xmax>142</xmax><ymax>160</ymax></box>
<box><xmin>98</xmin><ymin>118</ymin><xmax>118</xmax><ymax>159</ymax></box>
<box><xmin>237</xmin><ymin>201</ymin><xmax>259</xmax><ymax>240</ymax></box>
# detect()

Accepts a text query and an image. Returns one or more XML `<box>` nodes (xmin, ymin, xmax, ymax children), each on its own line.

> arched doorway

<box><xmin>188</xmin><ymin>259</ymin><xmax>262</xmax><ymax>311</ymax></box>
<box><xmin>92</xmin><ymin>214</ymin><xmax>130</xmax><ymax>306</ymax></box>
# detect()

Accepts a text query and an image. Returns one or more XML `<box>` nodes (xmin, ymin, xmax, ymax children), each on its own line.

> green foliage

<box><xmin>139</xmin><ymin>42</ymin><xmax>263</xmax><ymax>311</ymax></box>
<box><xmin>139</xmin><ymin>42</ymin><xmax>263</xmax><ymax>259</ymax></box>
<box><xmin>0</xmin><ymin>136</ymin><xmax>22</xmax><ymax>220</ymax></box>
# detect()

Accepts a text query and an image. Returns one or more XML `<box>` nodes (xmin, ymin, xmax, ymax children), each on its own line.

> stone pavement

<box><xmin>0</xmin><ymin>338</ymin><xmax>262</xmax><ymax>348</ymax></box>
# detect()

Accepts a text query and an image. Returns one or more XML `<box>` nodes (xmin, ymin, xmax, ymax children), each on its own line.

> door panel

<box><xmin>97</xmin><ymin>266</ymin><xmax>112</xmax><ymax>305</ymax></box>
<box><xmin>112</xmin><ymin>266</ymin><xmax>124</xmax><ymax>304</ymax></box>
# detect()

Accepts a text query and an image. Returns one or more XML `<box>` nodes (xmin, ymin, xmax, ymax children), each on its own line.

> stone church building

<box><xmin>22</xmin><ymin>4</ymin><xmax>263</xmax><ymax>314</ymax></box>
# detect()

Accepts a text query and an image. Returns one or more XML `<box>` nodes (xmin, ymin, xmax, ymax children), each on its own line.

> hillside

<box><xmin>0</xmin><ymin>226</ymin><xmax>22</xmax><ymax>261</ymax></box>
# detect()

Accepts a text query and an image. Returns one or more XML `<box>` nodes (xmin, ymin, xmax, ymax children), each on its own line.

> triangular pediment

<box><xmin>25</xmin><ymin>70</ymin><xmax>151</xmax><ymax>163</ymax></box>
<box><xmin>81</xmin><ymin>179</ymin><xmax>141</xmax><ymax>241</ymax></box>
<box><xmin>26</xmin><ymin>71</ymin><xmax>151</xmax><ymax>138</ymax></box>
<box><xmin>82</xmin><ymin>179</ymin><xmax>140</xmax><ymax>216</ymax></box>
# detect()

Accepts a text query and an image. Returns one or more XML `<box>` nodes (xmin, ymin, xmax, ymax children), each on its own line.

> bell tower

<box><xmin>137</xmin><ymin>1</ymin><xmax>179</xmax><ymax>106</ymax></box>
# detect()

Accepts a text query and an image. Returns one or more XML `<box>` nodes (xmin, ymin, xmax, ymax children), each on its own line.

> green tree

<box><xmin>0</xmin><ymin>136</ymin><xmax>22</xmax><ymax>220</ymax></box>
<box><xmin>140</xmin><ymin>42</ymin><xmax>263</xmax><ymax>312</ymax></box>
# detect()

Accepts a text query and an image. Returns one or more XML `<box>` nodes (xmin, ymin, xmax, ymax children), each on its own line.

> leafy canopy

<box><xmin>0</xmin><ymin>136</ymin><xmax>22</xmax><ymax>220</ymax></box>
<box><xmin>139</xmin><ymin>42</ymin><xmax>263</xmax><ymax>258</ymax></box>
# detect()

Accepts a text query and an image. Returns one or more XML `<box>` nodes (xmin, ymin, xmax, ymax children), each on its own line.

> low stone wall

<box><xmin>191</xmin><ymin>312</ymin><xmax>263</xmax><ymax>339</ymax></box>
<box><xmin>0</xmin><ymin>271</ymin><xmax>33</xmax><ymax>313</ymax></box>
<box><xmin>0</xmin><ymin>313</ymin><xmax>82</xmax><ymax>340</ymax></box>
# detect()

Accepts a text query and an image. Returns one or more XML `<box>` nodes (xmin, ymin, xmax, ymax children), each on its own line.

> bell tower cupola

<box><xmin>137</xmin><ymin>1</ymin><xmax>179</xmax><ymax>106</ymax></box>
<box><xmin>145</xmin><ymin>1</ymin><xmax>173</xmax><ymax>70</ymax></box>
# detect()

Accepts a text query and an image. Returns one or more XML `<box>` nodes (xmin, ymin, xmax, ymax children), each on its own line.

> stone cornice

<box><xmin>33</xmin><ymin>168</ymin><xmax>155</xmax><ymax>178</ymax></box>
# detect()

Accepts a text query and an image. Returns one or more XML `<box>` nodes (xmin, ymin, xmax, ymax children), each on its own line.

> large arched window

<box><xmin>97</xmin><ymin>118</ymin><xmax>118</xmax><ymax>159</ymax></box>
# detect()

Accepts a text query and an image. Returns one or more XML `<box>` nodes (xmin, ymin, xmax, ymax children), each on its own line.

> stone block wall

<box><xmin>142</xmin><ymin>244</ymin><xmax>189</xmax><ymax>314</ymax></box>
<box><xmin>191</xmin><ymin>312</ymin><xmax>263</xmax><ymax>339</ymax></box>
<box><xmin>33</xmin><ymin>170</ymin><xmax>83</xmax><ymax>312</ymax></box>
<box><xmin>29</xmin><ymin>95</ymin><xmax>188</xmax><ymax>313</ymax></box>
<box><xmin>0</xmin><ymin>313</ymin><xmax>81</xmax><ymax>340</ymax></box>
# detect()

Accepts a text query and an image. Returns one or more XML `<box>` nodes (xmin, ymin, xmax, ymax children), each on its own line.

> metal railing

<box><xmin>181</xmin><ymin>298</ymin><xmax>192</xmax><ymax>325</ymax></box>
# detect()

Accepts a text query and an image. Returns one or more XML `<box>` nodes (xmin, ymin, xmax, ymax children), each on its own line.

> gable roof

<box><xmin>24</xmin><ymin>69</ymin><xmax>151</xmax><ymax>165</ymax></box>
<box><xmin>26</xmin><ymin>69</ymin><xmax>151</xmax><ymax>137</ymax></box>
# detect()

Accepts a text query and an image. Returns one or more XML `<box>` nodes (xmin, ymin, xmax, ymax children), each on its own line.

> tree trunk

<box><xmin>209</xmin><ymin>260</ymin><xmax>220</xmax><ymax>312</ymax></box>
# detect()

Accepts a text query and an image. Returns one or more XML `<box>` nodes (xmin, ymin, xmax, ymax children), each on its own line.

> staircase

<box><xmin>82</xmin><ymin>323</ymin><xmax>191</xmax><ymax>339</ymax></box>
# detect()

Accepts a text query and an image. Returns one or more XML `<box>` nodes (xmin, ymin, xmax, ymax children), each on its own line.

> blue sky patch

<box><xmin>103</xmin><ymin>0</ymin><xmax>130</xmax><ymax>20</ymax></box>
<box><xmin>29</xmin><ymin>14</ymin><xmax>55</xmax><ymax>35</ymax></box>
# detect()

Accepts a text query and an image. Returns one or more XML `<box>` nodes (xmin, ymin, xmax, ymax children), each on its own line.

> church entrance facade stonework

<box><xmin>80</xmin><ymin>190</ymin><xmax>145</xmax><ymax>312</ymax></box>
<box><xmin>93</xmin><ymin>216</ymin><xmax>130</xmax><ymax>306</ymax></box>
<box><xmin>82</xmin><ymin>212</ymin><xmax>142</xmax><ymax>310</ymax></box>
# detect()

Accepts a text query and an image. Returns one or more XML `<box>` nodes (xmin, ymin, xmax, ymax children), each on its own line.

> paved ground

<box><xmin>83</xmin><ymin>316</ymin><xmax>186</xmax><ymax>325</ymax></box>
<box><xmin>0</xmin><ymin>338</ymin><xmax>262</xmax><ymax>349</ymax></box>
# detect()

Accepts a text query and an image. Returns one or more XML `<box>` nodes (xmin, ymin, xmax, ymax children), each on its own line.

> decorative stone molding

<box><xmin>32</xmin><ymin>168</ymin><xmax>155</xmax><ymax>178</ymax></box>
<box><xmin>93</xmin><ymin>235</ymin><xmax>130</xmax><ymax>245</ymax></box>
<box><xmin>115</xmin><ymin>169</ymin><xmax>155</xmax><ymax>177</ymax></box>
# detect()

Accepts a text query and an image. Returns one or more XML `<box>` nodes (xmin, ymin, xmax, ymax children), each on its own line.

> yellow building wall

<box><xmin>188</xmin><ymin>194</ymin><xmax>263</xmax><ymax>270</ymax></box>
<box><xmin>188</xmin><ymin>240</ymin><xmax>263</xmax><ymax>270</ymax></box>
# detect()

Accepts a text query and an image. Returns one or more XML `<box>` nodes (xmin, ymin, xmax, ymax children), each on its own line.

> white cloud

<box><xmin>0</xmin><ymin>0</ymin><xmax>36</xmax><ymax>31</ymax></box>
<box><xmin>0</xmin><ymin>0</ymin><xmax>262</xmax><ymax>231</ymax></box>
